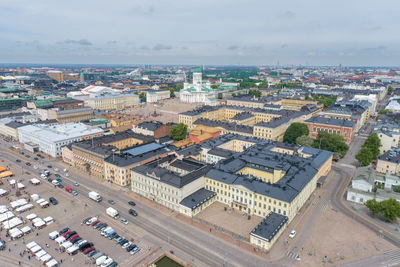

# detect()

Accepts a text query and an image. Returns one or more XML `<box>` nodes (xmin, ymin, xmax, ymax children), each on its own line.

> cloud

<box><xmin>140</xmin><ymin>45</ymin><xmax>149</xmax><ymax>50</ymax></box>
<box><xmin>363</xmin><ymin>46</ymin><xmax>386</xmax><ymax>51</ymax></box>
<box><xmin>131</xmin><ymin>5</ymin><xmax>155</xmax><ymax>16</ymax></box>
<box><xmin>282</xmin><ymin>11</ymin><xmax>295</xmax><ymax>18</ymax></box>
<box><xmin>107</xmin><ymin>41</ymin><xmax>118</xmax><ymax>45</ymax></box>
<box><xmin>153</xmin><ymin>44</ymin><xmax>172</xmax><ymax>50</ymax></box>
<box><xmin>228</xmin><ymin>45</ymin><xmax>240</xmax><ymax>50</ymax></box>
<box><xmin>58</xmin><ymin>39</ymin><xmax>92</xmax><ymax>46</ymax></box>
<box><xmin>281</xmin><ymin>43</ymin><xmax>288</xmax><ymax>48</ymax></box>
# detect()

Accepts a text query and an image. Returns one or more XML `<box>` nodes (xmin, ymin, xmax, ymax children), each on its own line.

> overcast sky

<box><xmin>0</xmin><ymin>0</ymin><xmax>398</xmax><ymax>66</ymax></box>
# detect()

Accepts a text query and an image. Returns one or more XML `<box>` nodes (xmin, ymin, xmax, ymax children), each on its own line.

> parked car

<box><xmin>79</xmin><ymin>242</ymin><xmax>93</xmax><ymax>252</ymax></box>
<box><xmin>86</xmin><ymin>217</ymin><xmax>98</xmax><ymax>225</ymax></box>
<box><xmin>91</xmin><ymin>220</ymin><xmax>100</xmax><ymax>227</ymax></box>
<box><xmin>94</xmin><ymin>222</ymin><xmax>104</xmax><ymax>230</ymax></box>
<box><xmin>47</xmin><ymin>165</ymin><xmax>52</xmax><ymax>168</ymax></box>
<box><xmin>16</xmin><ymin>159</ymin><xmax>21</xmax><ymax>163</ymax></box>
<box><xmin>108</xmin><ymin>200</ymin><xmax>115</xmax><ymax>205</ymax></box>
<box><xmin>61</xmin><ymin>231</ymin><xmax>72</xmax><ymax>237</ymax></box>
<box><xmin>289</xmin><ymin>230</ymin><xmax>296</xmax><ymax>239</ymax></box>
<box><xmin>129</xmin><ymin>209</ymin><xmax>137</xmax><ymax>216</ymax></box>
<box><xmin>57</xmin><ymin>184</ymin><xmax>64</xmax><ymax>189</ymax></box>
<box><xmin>130</xmin><ymin>246</ymin><xmax>140</xmax><ymax>255</ymax></box>
<box><xmin>122</xmin><ymin>242</ymin><xmax>131</xmax><ymax>249</ymax></box>
<box><xmin>25</xmin><ymin>155</ymin><xmax>30</xmax><ymax>158</ymax></box>
<box><xmin>54</xmin><ymin>174</ymin><xmax>61</xmax><ymax>178</ymax></box>
<box><xmin>120</xmin><ymin>218</ymin><xmax>128</xmax><ymax>225</ymax></box>
<box><xmin>72</xmin><ymin>191</ymin><xmax>78</xmax><ymax>196</ymax></box>
<box><xmin>65</xmin><ymin>187</ymin><xmax>72</xmax><ymax>193</ymax></box>
<box><xmin>65</xmin><ymin>231</ymin><xmax>77</xmax><ymax>239</ymax></box>
<box><xmin>119</xmin><ymin>239</ymin><xmax>128</xmax><ymax>246</ymax></box>
<box><xmin>68</xmin><ymin>234</ymin><xmax>79</xmax><ymax>241</ymax></box>
<box><xmin>73</xmin><ymin>181</ymin><xmax>79</xmax><ymax>186</ymax></box>
<box><xmin>128</xmin><ymin>201</ymin><xmax>136</xmax><ymax>206</ymax></box>
<box><xmin>84</xmin><ymin>246</ymin><xmax>95</xmax><ymax>255</ymax></box>
<box><xmin>115</xmin><ymin>236</ymin><xmax>124</xmax><ymax>243</ymax></box>
<box><xmin>87</xmin><ymin>250</ymin><xmax>98</xmax><ymax>257</ymax></box>
<box><xmin>49</xmin><ymin>197</ymin><xmax>58</xmax><ymax>205</ymax></box>
<box><xmin>71</xmin><ymin>237</ymin><xmax>82</xmax><ymax>244</ymax></box>
<box><xmin>59</xmin><ymin>228</ymin><xmax>69</xmax><ymax>235</ymax></box>
<box><xmin>25</xmin><ymin>162</ymin><xmax>31</xmax><ymax>166</ymax></box>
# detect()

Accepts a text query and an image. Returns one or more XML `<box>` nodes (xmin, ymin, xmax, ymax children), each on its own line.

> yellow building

<box><xmin>53</xmin><ymin>107</ymin><xmax>94</xmax><ymax>123</ymax></box>
<box><xmin>204</xmin><ymin>141</ymin><xmax>332</xmax><ymax>250</ymax></box>
<box><xmin>281</xmin><ymin>98</ymin><xmax>323</xmax><ymax>111</ymax></box>
<box><xmin>87</xmin><ymin>94</ymin><xmax>139</xmax><ymax>110</ymax></box>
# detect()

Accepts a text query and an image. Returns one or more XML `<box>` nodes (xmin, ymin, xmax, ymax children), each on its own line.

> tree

<box><xmin>248</xmin><ymin>89</ymin><xmax>262</xmax><ymax>98</ymax></box>
<box><xmin>169</xmin><ymin>123</ymin><xmax>187</xmax><ymax>141</ymax></box>
<box><xmin>312</xmin><ymin>95</ymin><xmax>337</xmax><ymax>108</ymax></box>
<box><xmin>139</xmin><ymin>92</ymin><xmax>146</xmax><ymax>102</ymax></box>
<box><xmin>393</xmin><ymin>185</ymin><xmax>400</xmax><ymax>193</ymax></box>
<box><xmin>257</xmin><ymin>82</ymin><xmax>269</xmax><ymax>88</ymax></box>
<box><xmin>211</xmin><ymin>85</ymin><xmax>219</xmax><ymax>89</ymax></box>
<box><xmin>388</xmin><ymin>86</ymin><xmax>393</xmax><ymax>95</ymax></box>
<box><xmin>312</xmin><ymin>131</ymin><xmax>349</xmax><ymax>157</ymax></box>
<box><xmin>355</xmin><ymin>147</ymin><xmax>374</xmax><ymax>166</ymax></box>
<box><xmin>169</xmin><ymin>88</ymin><xmax>175</xmax><ymax>98</ymax></box>
<box><xmin>296</xmin><ymin>135</ymin><xmax>314</xmax><ymax>147</ymax></box>
<box><xmin>378</xmin><ymin>109</ymin><xmax>389</xmax><ymax>115</ymax></box>
<box><xmin>283</xmin><ymin>123</ymin><xmax>309</xmax><ymax>144</ymax></box>
<box><xmin>365</xmin><ymin>199</ymin><xmax>382</xmax><ymax>215</ymax></box>
<box><xmin>173</xmin><ymin>84</ymin><xmax>183</xmax><ymax>91</ymax></box>
<box><xmin>380</xmin><ymin>198</ymin><xmax>400</xmax><ymax>222</ymax></box>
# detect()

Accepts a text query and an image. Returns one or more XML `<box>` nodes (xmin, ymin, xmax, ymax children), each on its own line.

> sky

<box><xmin>0</xmin><ymin>0</ymin><xmax>398</xmax><ymax>66</ymax></box>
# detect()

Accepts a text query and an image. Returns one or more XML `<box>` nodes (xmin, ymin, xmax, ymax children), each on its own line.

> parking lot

<box><xmin>0</xmin><ymin>152</ymin><xmax>156</xmax><ymax>266</ymax></box>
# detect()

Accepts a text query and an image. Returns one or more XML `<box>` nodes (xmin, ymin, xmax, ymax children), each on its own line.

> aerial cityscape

<box><xmin>0</xmin><ymin>1</ymin><xmax>400</xmax><ymax>267</ymax></box>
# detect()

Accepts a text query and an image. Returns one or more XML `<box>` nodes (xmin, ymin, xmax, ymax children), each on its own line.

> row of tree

<box><xmin>365</xmin><ymin>198</ymin><xmax>400</xmax><ymax>222</ymax></box>
<box><xmin>283</xmin><ymin>122</ymin><xmax>349</xmax><ymax>158</ymax></box>
<box><xmin>355</xmin><ymin>133</ymin><xmax>381</xmax><ymax>166</ymax></box>
<box><xmin>305</xmin><ymin>95</ymin><xmax>337</xmax><ymax>108</ymax></box>
<box><xmin>169</xmin><ymin>123</ymin><xmax>187</xmax><ymax>141</ymax></box>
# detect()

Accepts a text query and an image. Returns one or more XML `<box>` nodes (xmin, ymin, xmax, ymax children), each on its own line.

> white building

<box><xmin>146</xmin><ymin>90</ymin><xmax>170</xmax><ymax>103</ymax></box>
<box><xmin>180</xmin><ymin>68</ymin><xmax>216</xmax><ymax>105</ymax></box>
<box><xmin>385</xmin><ymin>97</ymin><xmax>400</xmax><ymax>113</ymax></box>
<box><xmin>18</xmin><ymin>123</ymin><xmax>104</xmax><ymax>157</ymax></box>
<box><xmin>67</xmin><ymin>85</ymin><xmax>121</xmax><ymax>102</ymax></box>
<box><xmin>352</xmin><ymin>94</ymin><xmax>378</xmax><ymax>115</ymax></box>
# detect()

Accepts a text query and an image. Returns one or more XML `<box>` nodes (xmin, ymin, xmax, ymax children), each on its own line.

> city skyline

<box><xmin>1</xmin><ymin>0</ymin><xmax>398</xmax><ymax>66</ymax></box>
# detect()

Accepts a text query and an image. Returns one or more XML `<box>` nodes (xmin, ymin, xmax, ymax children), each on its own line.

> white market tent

<box><xmin>26</xmin><ymin>241</ymin><xmax>37</xmax><ymax>249</ymax></box>
<box><xmin>36</xmin><ymin>199</ymin><xmax>45</xmax><ymax>204</ymax></box>
<box><xmin>32</xmin><ymin>217</ymin><xmax>42</xmax><ymax>224</ymax></box>
<box><xmin>0</xmin><ymin>211</ymin><xmax>15</xmax><ymax>222</ymax></box>
<box><xmin>21</xmin><ymin>225</ymin><xmax>32</xmax><ymax>234</ymax></box>
<box><xmin>44</xmin><ymin>216</ymin><xmax>54</xmax><ymax>225</ymax></box>
<box><xmin>33</xmin><ymin>220</ymin><xmax>46</xmax><ymax>228</ymax></box>
<box><xmin>17</xmin><ymin>183</ymin><xmax>25</xmax><ymax>189</ymax></box>
<box><xmin>9</xmin><ymin>227</ymin><xmax>23</xmax><ymax>239</ymax></box>
<box><xmin>35</xmin><ymin>249</ymin><xmax>46</xmax><ymax>258</ymax></box>
<box><xmin>26</xmin><ymin>213</ymin><xmax>37</xmax><ymax>221</ymax></box>
<box><xmin>0</xmin><ymin>188</ymin><xmax>8</xmax><ymax>196</ymax></box>
<box><xmin>39</xmin><ymin>201</ymin><xmax>50</xmax><ymax>208</ymax></box>
<box><xmin>55</xmin><ymin>236</ymin><xmax>65</xmax><ymax>245</ymax></box>
<box><xmin>30</xmin><ymin>245</ymin><xmax>42</xmax><ymax>253</ymax></box>
<box><xmin>46</xmin><ymin>259</ymin><xmax>58</xmax><ymax>267</ymax></box>
<box><xmin>10</xmin><ymin>199</ymin><xmax>27</xmax><ymax>209</ymax></box>
<box><xmin>3</xmin><ymin>217</ymin><xmax>23</xmax><ymax>229</ymax></box>
<box><xmin>0</xmin><ymin>205</ymin><xmax>8</xmax><ymax>214</ymax></box>
<box><xmin>31</xmin><ymin>194</ymin><xmax>39</xmax><ymax>201</ymax></box>
<box><xmin>40</xmin><ymin>253</ymin><xmax>52</xmax><ymax>263</ymax></box>
<box><xmin>15</xmin><ymin>203</ymin><xmax>34</xmax><ymax>213</ymax></box>
<box><xmin>49</xmin><ymin>231</ymin><xmax>59</xmax><ymax>240</ymax></box>
<box><xmin>9</xmin><ymin>179</ymin><xmax>15</xmax><ymax>185</ymax></box>
<box><xmin>30</xmin><ymin>178</ymin><xmax>41</xmax><ymax>185</ymax></box>
<box><xmin>67</xmin><ymin>245</ymin><xmax>79</xmax><ymax>254</ymax></box>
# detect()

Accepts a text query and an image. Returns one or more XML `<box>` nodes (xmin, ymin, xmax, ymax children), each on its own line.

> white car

<box><xmin>54</xmin><ymin>168</ymin><xmax>59</xmax><ymax>172</ymax></box>
<box><xmin>121</xmin><ymin>218</ymin><xmax>128</xmax><ymax>225</ymax></box>
<box><xmin>289</xmin><ymin>230</ymin><xmax>296</xmax><ymax>238</ymax></box>
<box><xmin>33</xmin><ymin>166</ymin><xmax>38</xmax><ymax>169</ymax></box>
<box><xmin>122</xmin><ymin>242</ymin><xmax>131</xmax><ymax>249</ymax></box>
<box><xmin>86</xmin><ymin>217</ymin><xmax>98</xmax><ymax>225</ymax></box>
<box><xmin>96</xmin><ymin>255</ymin><xmax>108</xmax><ymax>266</ymax></box>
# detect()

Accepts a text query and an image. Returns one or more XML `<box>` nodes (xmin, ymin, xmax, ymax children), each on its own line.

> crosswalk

<box><xmin>287</xmin><ymin>251</ymin><xmax>300</xmax><ymax>261</ymax></box>
<box><xmin>379</xmin><ymin>250</ymin><xmax>400</xmax><ymax>266</ymax></box>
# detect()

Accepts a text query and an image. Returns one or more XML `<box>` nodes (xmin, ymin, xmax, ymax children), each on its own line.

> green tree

<box><xmin>393</xmin><ymin>185</ymin><xmax>400</xmax><ymax>193</ymax></box>
<box><xmin>365</xmin><ymin>199</ymin><xmax>382</xmax><ymax>215</ymax></box>
<box><xmin>378</xmin><ymin>109</ymin><xmax>389</xmax><ymax>115</ymax></box>
<box><xmin>173</xmin><ymin>84</ymin><xmax>183</xmax><ymax>91</ymax></box>
<box><xmin>169</xmin><ymin>123</ymin><xmax>188</xmax><ymax>141</ymax></box>
<box><xmin>388</xmin><ymin>86</ymin><xmax>393</xmax><ymax>95</ymax></box>
<box><xmin>296</xmin><ymin>135</ymin><xmax>314</xmax><ymax>147</ymax></box>
<box><xmin>211</xmin><ymin>85</ymin><xmax>219</xmax><ymax>89</ymax></box>
<box><xmin>312</xmin><ymin>131</ymin><xmax>349</xmax><ymax>157</ymax></box>
<box><xmin>139</xmin><ymin>92</ymin><xmax>146</xmax><ymax>102</ymax></box>
<box><xmin>169</xmin><ymin>88</ymin><xmax>175</xmax><ymax>98</ymax></box>
<box><xmin>355</xmin><ymin>147</ymin><xmax>374</xmax><ymax>166</ymax></box>
<box><xmin>257</xmin><ymin>82</ymin><xmax>269</xmax><ymax>88</ymax></box>
<box><xmin>380</xmin><ymin>198</ymin><xmax>400</xmax><ymax>222</ymax></box>
<box><xmin>248</xmin><ymin>89</ymin><xmax>262</xmax><ymax>98</ymax></box>
<box><xmin>283</xmin><ymin>123</ymin><xmax>309</xmax><ymax>144</ymax></box>
<box><xmin>362</xmin><ymin>133</ymin><xmax>381</xmax><ymax>159</ymax></box>
<box><xmin>312</xmin><ymin>95</ymin><xmax>337</xmax><ymax>108</ymax></box>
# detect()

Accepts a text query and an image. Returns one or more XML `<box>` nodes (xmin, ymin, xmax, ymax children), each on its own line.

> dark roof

<box><xmin>231</xmin><ymin>112</ymin><xmax>254</xmax><ymax>121</ymax></box>
<box><xmin>180</xmin><ymin>188</ymin><xmax>216</xmax><ymax>210</ymax></box>
<box><xmin>305</xmin><ymin>116</ymin><xmax>356</xmax><ymax>128</ymax></box>
<box><xmin>72</xmin><ymin>141</ymin><xmax>115</xmax><ymax>158</ymax></box>
<box><xmin>208</xmin><ymin>148</ymin><xmax>234</xmax><ymax>158</ymax></box>
<box><xmin>251</xmin><ymin>212</ymin><xmax>288</xmax><ymax>242</ymax></box>
<box><xmin>194</xmin><ymin>118</ymin><xmax>253</xmax><ymax>134</ymax></box>
<box><xmin>53</xmin><ymin>99</ymin><xmax>83</xmax><ymax>105</ymax></box>
<box><xmin>136</xmin><ymin>121</ymin><xmax>164</xmax><ymax>131</ymax></box>
<box><xmin>96</xmin><ymin>130</ymin><xmax>153</xmax><ymax>144</ymax></box>
<box><xmin>379</xmin><ymin>148</ymin><xmax>400</xmax><ymax>163</ymax></box>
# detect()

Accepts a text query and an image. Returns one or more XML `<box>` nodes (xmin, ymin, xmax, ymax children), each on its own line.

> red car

<box><xmin>61</xmin><ymin>230</ymin><xmax>72</xmax><ymax>237</ymax></box>
<box><xmin>65</xmin><ymin>186</ymin><xmax>72</xmax><ymax>193</ymax></box>
<box><xmin>83</xmin><ymin>246</ymin><xmax>95</xmax><ymax>255</ymax></box>
<box><xmin>91</xmin><ymin>220</ymin><xmax>100</xmax><ymax>227</ymax></box>
<box><xmin>68</xmin><ymin>234</ymin><xmax>79</xmax><ymax>241</ymax></box>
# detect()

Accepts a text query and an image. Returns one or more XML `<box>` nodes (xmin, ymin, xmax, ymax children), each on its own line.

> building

<box><xmin>131</xmin><ymin>121</ymin><xmax>171</xmax><ymax>138</ymax></box>
<box><xmin>53</xmin><ymin>107</ymin><xmax>94</xmax><ymax>123</ymax></box>
<box><xmin>18</xmin><ymin>122</ymin><xmax>104</xmax><ymax>157</ymax></box>
<box><xmin>305</xmin><ymin>117</ymin><xmax>356</xmax><ymax>144</ymax></box>
<box><xmin>131</xmin><ymin>155</ymin><xmax>214</xmax><ymax>213</ymax></box>
<box><xmin>52</xmin><ymin>99</ymin><xmax>84</xmax><ymax>110</ymax></box>
<box><xmin>104</xmin><ymin>142</ymin><xmax>171</xmax><ymax>186</ymax></box>
<box><xmin>86</xmin><ymin>94</ymin><xmax>139</xmax><ymax>110</ymax></box>
<box><xmin>204</xmin><ymin>141</ymin><xmax>332</xmax><ymax>220</ymax></box>
<box><xmin>180</xmin><ymin>68</ymin><xmax>216</xmax><ymax>105</ymax></box>
<box><xmin>347</xmin><ymin>166</ymin><xmax>400</xmax><ymax>204</ymax></box>
<box><xmin>281</xmin><ymin>98</ymin><xmax>323</xmax><ymax>111</ymax></box>
<box><xmin>374</xmin><ymin>120</ymin><xmax>400</xmax><ymax>154</ymax></box>
<box><xmin>376</xmin><ymin>148</ymin><xmax>400</xmax><ymax>175</ymax></box>
<box><xmin>61</xmin><ymin>145</ymin><xmax>74</xmax><ymax>166</ymax></box>
<box><xmin>47</xmin><ymin>71</ymin><xmax>63</xmax><ymax>82</ymax></box>
<box><xmin>204</xmin><ymin>141</ymin><xmax>332</xmax><ymax>250</ymax></box>
<box><xmin>250</xmin><ymin>212</ymin><xmax>288</xmax><ymax>251</ymax></box>
<box><xmin>386</xmin><ymin>97</ymin><xmax>400</xmax><ymax>113</ymax></box>
<box><xmin>317</xmin><ymin>100</ymin><xmax>371</xmax><ymax>132</ymax></box>
<box><xmin>146</xmin><ymin>90</ymin><xmax>170</xmax><ymax>103</ymax></box>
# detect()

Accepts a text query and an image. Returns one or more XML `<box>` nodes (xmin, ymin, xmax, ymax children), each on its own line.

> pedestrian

<box><xmin>28</xmin><ymin>256</ymin><xmax>30</xmax><ymax>260</ymax></box>
<box><xmin>18</xmin><ymin>261</ymin><xmax>21</xmax><ymax>265</ymax></box>
<box><xmin>8</xmin><ymin>248</ymin><xmax>10</xmax><ymax>252</ymax></box>
<box><xmin>61</xmin><ymin>259</ymin><xmax>63</xmax><ymax>263</ymax></box>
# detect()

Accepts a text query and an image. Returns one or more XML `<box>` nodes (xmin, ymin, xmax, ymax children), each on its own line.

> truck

<box><xmin>88</xmin><ymin>191</ymin><xmax>102</xmax><ymax>202</ymax></box>
<box><xmin>106</xmin><ymin>207</ymin><xmax>119</xmax><ymax>219</ymax></box>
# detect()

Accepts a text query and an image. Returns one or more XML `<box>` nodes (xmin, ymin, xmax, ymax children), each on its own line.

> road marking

<box><xmin>337</xmin><ymin>163</ymin><xmax>356</xmax><ymax>169</ymax></box>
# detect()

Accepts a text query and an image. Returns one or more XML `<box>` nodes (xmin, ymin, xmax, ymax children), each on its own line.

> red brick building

<box><xmin>53</xmin><ymin>99</ymin><xmax>84</xmax><ymax>110</ymax></box>
<box><xmin>131</xmin><ymin>121</ymin><xmax>172</xmax><ymax>138</ymax></box>
<box><xmin>304</xmin><ymin>117</ymin><xmax>356</xmax><ymax>144</ymax></box>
